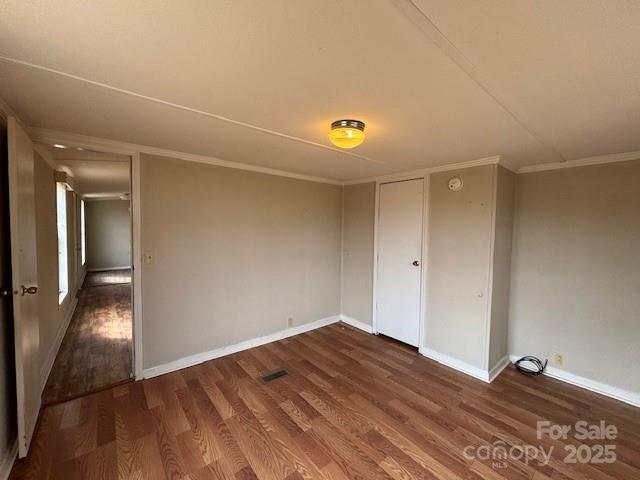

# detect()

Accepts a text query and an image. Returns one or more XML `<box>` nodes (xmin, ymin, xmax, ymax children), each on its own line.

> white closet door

<box><xmin>376</xmin><ymin>179</ymin><xmax>423</xmax><ymax>346</ymax></box>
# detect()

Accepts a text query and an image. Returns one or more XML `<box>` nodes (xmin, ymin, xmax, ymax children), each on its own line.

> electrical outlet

<box><xmin>554</xmin><ymin>353</ymin><xmax>564</xmax><ymax>367</ymax></box>
<box><xmin>287</xmin><ymin>317</ymin><xmax>293</xmax><ymax>327</ymax></box>
<box><xmin>143</xmin><ymin>252</ymin><xmax>154</xmax><ymax>265</ymax></box>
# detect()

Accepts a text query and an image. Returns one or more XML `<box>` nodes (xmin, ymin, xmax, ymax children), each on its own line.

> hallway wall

<box><xmin>85</xmin><ymin>199</ymin><xmax>131</xmax><ymax>271</ymax></box>
<box><xmin>33</xmin><ymin>153</ymin><xmax>79</xmax><ymax>391</ymax></box>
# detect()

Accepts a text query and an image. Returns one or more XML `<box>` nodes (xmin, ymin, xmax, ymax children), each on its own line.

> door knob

<box><xmin>412</xmin><ymin>260</ymin><xmax>420</xmax><ymax>266</ymax></box>
<box><xmin>21</xmin><ymin>285</ymin><xmax>38</xmax><ymax>296</ymax></box>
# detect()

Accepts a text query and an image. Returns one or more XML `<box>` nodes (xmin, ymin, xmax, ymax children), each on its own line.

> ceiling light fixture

<box><xmin>53</xmin><ymin>144</ymin><xmax>67</xmax><ymax>149</ymax></box>
<box><xmin>328</xmin><ymin>119</ymin><xmax>366</xmax><ymax>149</ymax></box>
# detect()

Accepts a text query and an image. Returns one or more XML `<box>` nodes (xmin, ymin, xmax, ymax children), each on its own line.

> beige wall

<box><xmin>140</xmin><ymin>154</ymin><xmax>342</xmax><ymax>369</ymax></box>
<box><xmin>341</xmin><ymin>183</ymin><xmax>375</xmax><ymax>324</ymax></box>
<box><xmin>488</xmin><ymin>166</ymin><xmax>515</xmax><ymax>369</ymax></box>
<box><xmin>85</xmin><ymin>199</ymin><xmax>131</xmax><ymax>271</ymax></box>
<box><xmin>34</xmin><ymin>154</ymin><xmax>78</xmax><ymax>381</ymax></box>
<box><xmin>509</xmin><ymin>160</ymin><xmax>640</xmax><ymax>393</ymax></box>
<box><xmin>425</xmin><ymin>165</ymin><xmax>496</xmax><ymax>369</ymax></box>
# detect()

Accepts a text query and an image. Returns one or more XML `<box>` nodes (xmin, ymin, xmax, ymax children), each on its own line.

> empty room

<box><xmin>0</xmin><ymin>2</ymin><xmax>638</xmax><ymax>480</ymax></box>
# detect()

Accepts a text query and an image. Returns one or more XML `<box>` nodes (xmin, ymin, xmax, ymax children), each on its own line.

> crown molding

<box><xmin>30</xmin><ymin>127</ymin><xmax>510</xmax><ymax>186</ymax></box>
<box><xmin>27</xmin><ymin>127</ymin><xmax>344</xmax><ymax>186</ymax></box>
<box><xmin>518</xmin><ymin>150</ymin><xmax>640</xmax><ymax>174</ymax></box>
<box><xmin>83</xmin><ymin>194</ymin><xmax>129</xmax><ymax>202</ymax></box>
<box><xmin>343</xmin><ymin>155</ymin><xmax>503</xmax><ymax>185</ymax></box>
<box><xmin>27</xmin><ymin>127</ymin><xmax>640</xmax><ymax>188</ymax></box>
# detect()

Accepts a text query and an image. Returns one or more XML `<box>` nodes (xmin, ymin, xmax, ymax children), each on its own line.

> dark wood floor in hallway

<box><xmin>41</xmin><ymin>269</ymin><xmax>133</xmax><ymax>405</ymax></box>
<box><xmin>14</xmin><ymin>322</ymin><xmax>640</xmax><ymax>479</ymax></box>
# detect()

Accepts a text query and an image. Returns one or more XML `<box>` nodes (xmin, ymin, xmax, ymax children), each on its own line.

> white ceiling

<box><xmin>1</xmin><ymin>1</ymin><xmax>639</xmax><ymax>181</ymax></box>
<box><xmin>45</xmin><ymin>146</ymin><xmax>130</xmax><ymax>197</ymax></box>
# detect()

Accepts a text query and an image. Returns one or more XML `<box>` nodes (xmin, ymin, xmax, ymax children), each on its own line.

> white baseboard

<box><xmin>488</xmin><ymin>355</ymin><xmax>511</xmax><ymax>383</ymax></box>
<box><xmin>419</xmin><ymin>347</ymin><xmax>492</xmax><ymax>383</ymax></box>
<box><xmin>39</xmin><ymin>296</ymin><xmax>78</xmax><ymax>393</ymax></box>
<box><xmin>339</xmin><ymin>315</ymin><xmax>374</xmax><ymax>334</ymax></box>
<box><xmin>87</xmin><ymin>265</ymin><xmax>132</xmax><ymax>272</ymax></box>
<box><xmin>509</xmin><ymin>355</ymin><xmax>640</xmax><ymax>408</ymax></box>
<box><xmin>79</xmin><ymin>267</ymin><xmax>87</xmax><ymax>287</ymax></box>
<box><xmin>143</xmin><ymin>315</ymin><xmax>340</xmax><ymax>379</ymax></box>
<box><xmin>0</xmin><ymin>441</ymin><xmax>17</xmax><ymax>480</ymax></box>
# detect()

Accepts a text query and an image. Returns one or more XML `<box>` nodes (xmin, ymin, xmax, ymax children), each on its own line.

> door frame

<box><xmin>27</xmin><ymin>130</ymin><xmax>144</xmax><ymax>379</ymax></box>
<box><xmin>131</xmin><ymin>153</ymin><xmax>143</xmax><ymax>379</ymax></box>
<box><xmin>372</xmin><ymin>175</ymin><xmax>430</xmax><ymax>349</ymax></box>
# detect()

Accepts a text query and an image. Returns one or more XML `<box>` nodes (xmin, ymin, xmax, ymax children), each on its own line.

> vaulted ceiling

<box><xmin>1</xmin><ymin>1</ymin><xmax>639</xmax><ymax>181</ymax></box>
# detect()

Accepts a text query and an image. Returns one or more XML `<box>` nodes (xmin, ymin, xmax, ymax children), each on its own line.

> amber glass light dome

<box><xmin>328</xmin><ymin>120</ymin><xmax>366</xmax><ymax>149</ymax></box>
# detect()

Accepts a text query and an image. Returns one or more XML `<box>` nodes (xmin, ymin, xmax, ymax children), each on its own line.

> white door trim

<box><xmin>419</xmin><ymin>175</ymin><xmax>430</xmax><ymax>350</ymax></box>
<box><xmin>131</xmin><ymin>153</ymin><xmax>143</xmax><ymax>379</ymax></box>
<box><xmin>372</xmin><ymin>176</ymin><xmax>428</xmax><ymax>346</ymax></box>
<box><xmin>36</xmin><ymin>137</ymin><xmax>143</xmax><ymax>380</ymax></box>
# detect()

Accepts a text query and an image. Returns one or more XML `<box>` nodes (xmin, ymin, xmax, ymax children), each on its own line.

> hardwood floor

<box><xmin>41</xmin><ymin>270</ymin><xmax>133</xmax><ymax>405</ymax></box>
<box><xmin>15</xmin><ymin>322</ymin><xmax>639</xmax><ymax>479</ymax></box>
<box><xmin>82</xmin><ymin>269</ymin><xmax>132</xmax><ymax>288</ymax></box>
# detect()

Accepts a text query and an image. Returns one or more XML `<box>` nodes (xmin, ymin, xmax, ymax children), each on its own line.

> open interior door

<box><xmin>8</xmin><ymin>116</ymin><xmax>40</xmax><ymax>458</ymax></box>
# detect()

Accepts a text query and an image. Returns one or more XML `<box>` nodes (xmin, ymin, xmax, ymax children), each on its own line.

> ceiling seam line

<box><xmin>0</xmin><ymin>55</ymin><xmax>384</xmax><ymax>166</ymax></box>
<box><xmin>395</xmin><ymin>0</ymin><xmax>566</xmax><ymax>163</ymax></box>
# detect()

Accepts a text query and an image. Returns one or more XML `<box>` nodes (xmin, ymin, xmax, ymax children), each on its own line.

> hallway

<box><xmin>41</xmin><ymin>269</ymin><xmax>132</xmax><ymax>404</ymax></box>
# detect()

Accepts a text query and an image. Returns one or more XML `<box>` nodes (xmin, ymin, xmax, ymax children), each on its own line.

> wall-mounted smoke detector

<box><xmin>448</xmin><ymin>176</ymin><xmax>463</xmax><ymax>192</ymax></box>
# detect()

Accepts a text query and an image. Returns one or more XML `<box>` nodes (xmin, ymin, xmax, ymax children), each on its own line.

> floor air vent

<box><xmin>260</xmin><ymin>369</ymin><xmax>289</xmax><ymax>384</ymax></box>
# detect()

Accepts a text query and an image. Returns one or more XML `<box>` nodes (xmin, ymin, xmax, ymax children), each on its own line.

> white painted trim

<box><xmin>86</xmin><ymin>266</ymin><xmax>132</xmax><ymax>273</ymax></box>
<box><xmin>339</xmin><ymin>315</ymin><xmax>374</xmax><ymax>334</ymax></box>
<box><xmin>27</xmin><ymin>128</ymin><xmax>343</xmax><ymax>186</ymax></box>
<box><xmin>420</xmin><ymin>347</ymin><xmax>491</xmax><ymax>383</ymax></box>
<box><xmin>39</xmin><ymin>297</ymin><xmax>78</xmax><ymax>393</ymax></box>
<box><xmin>419</xmin><ymin>175</ymin><xmax>430</xmax><ymax>350</ymax></box>
<box><xmin>488</xmin><ymin>355</ymin><xmax>511</xmax><ymax>383</ymax></box>
<box><xmin>509</xmin><ymin>355</ymin><xmax>640</xmax><ymax>408</ymax></box>
<box><xmin>518</xmin><ymin>150</ymin><xmax>640</xmax><ymax>174</ymax></box>
<box><xmin>27</xmin><ymin>126</ymin><xmax>640</xmax><ymax>184</ymax></box>
<box><xmin>345</xmin><ymin>155</ymin><xmax>503</xmax><ymax>185</ymax></box>
<box><xmin>371</xmin><ymin>181</ymin><xmax>381</xmax><ymax>334</ymax></box>
<box><xmin>131</xmin><ymin>153</ymin><xmax>143</xmax><ymax>380</ymax></box>
<box><xmin>83</xmin><ymin>195</ymin><xmax>129</xmax><ymax>202</ymax></box>
<box><xmin>143</xmin><ymin>315</ymin><xmax>340</xmax><ymax>379</ymax></box>
<box><xmin>339</xmin><ymin>188</ymin><xmax>345</xmax><ymax>317</ymax></box>
<box><xmin>482</xmin><ymin>164</ymin><xmax>498</xmax><ymax>370</ymax></box>
<box><xmin>0</xmin><ymin>441</ymin><xmax>17</xmax><ymax>480</ymax></box>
